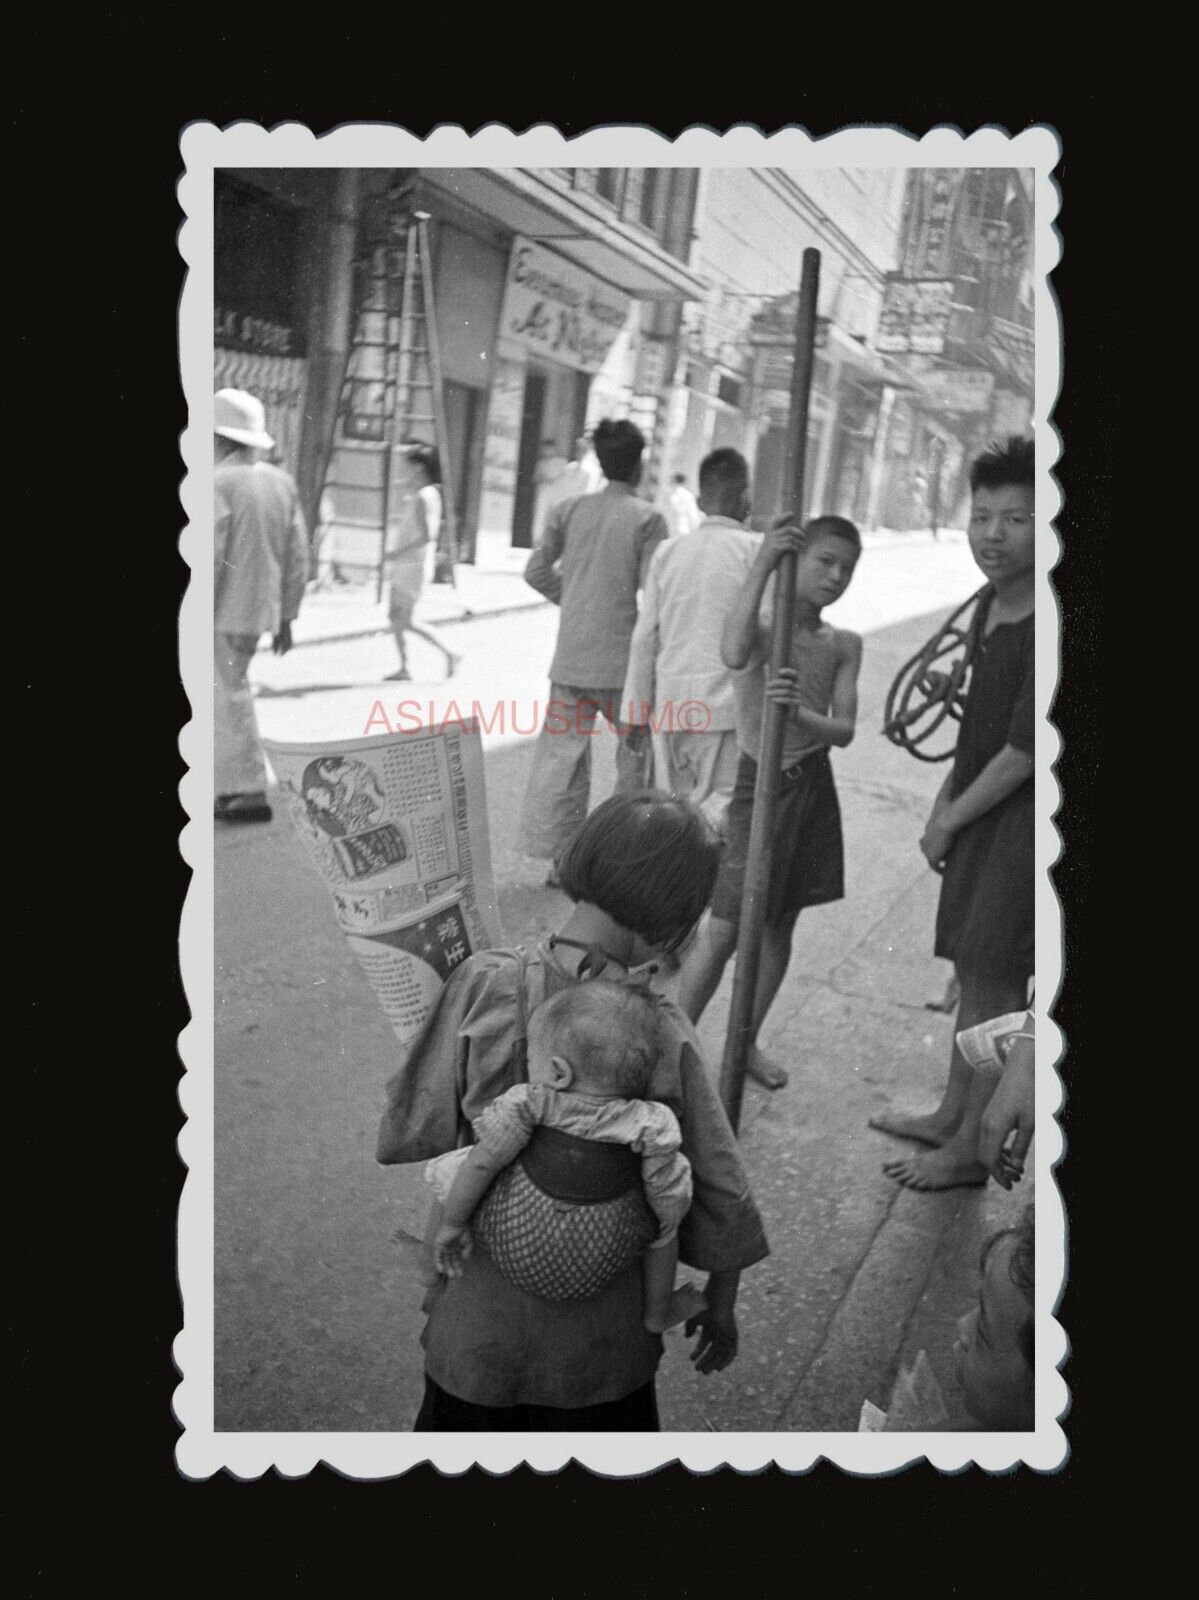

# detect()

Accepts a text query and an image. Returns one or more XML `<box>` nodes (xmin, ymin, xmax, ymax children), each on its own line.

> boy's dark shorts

<box><xmin>709</xmin><ymin>748</ymin><xmax>844</xmax><ymax>929</ymax></box>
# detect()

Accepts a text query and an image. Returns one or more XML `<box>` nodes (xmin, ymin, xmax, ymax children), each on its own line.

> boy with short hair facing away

<box><xmin>874</xmin><ymin>436</ymin><xmax>1035</xmax><ymax>1189</ymax></box>
<box><xmin>677</xmin><ymin>516</ymin><xmax>864</xmax><ymax>1089</ymax></box>
<box><xmin>520</xmin><ymin>418</ymin><xmax>665</xmax><ymax>881</ymax></box>
<box><xmin>622</xmin><ymin>448</ymin><xmax>761</xmax><ymax>825</ymax></box>
<box><xmin>422</xmin><ymin>982</ymin><xmax>707</xmax><ymax>1334</ymax></box>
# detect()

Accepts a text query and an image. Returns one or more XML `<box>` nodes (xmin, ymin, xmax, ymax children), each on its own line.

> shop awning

<box><xmin>421</xmin><ymin>169</ymin><xmax>707</xmax><ymax>302</ymax></box>
<box><xmin>826</xmin><ymin>323</ymin><xmax>923</xmax><ymax>391</ymax></box>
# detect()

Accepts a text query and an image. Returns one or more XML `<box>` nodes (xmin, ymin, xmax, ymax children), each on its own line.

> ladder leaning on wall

<box><xmin>323</xmin><ymin>206</ymin><xmax>460</xmax><ymax>600</ymax></box>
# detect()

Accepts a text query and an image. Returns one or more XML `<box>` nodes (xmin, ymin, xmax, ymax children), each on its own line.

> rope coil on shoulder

<box><xmin>881</xmin><ymin>584</ymin><xmax>991</xmax><ymax>762</ymax></box>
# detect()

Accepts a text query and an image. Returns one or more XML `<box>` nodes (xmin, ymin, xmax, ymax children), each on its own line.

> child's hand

<box><xmin>919</xmin><ymin>815</ymin><xmax>955</xmax><ymax>872</ymax></box>
<box><xmin>761</xmin><ymin>518</ymin><xmax>804</xmax><ymax>570</ymax></box>
<box><xmin>764</xmin><ymin>667</ymin><xmax>804</xmax><ymax>709</ymax></box>
<box><xmin>433</xmin><ymin>1223</ymin><xmax>473</xmax><ymax>1278</ymax></box>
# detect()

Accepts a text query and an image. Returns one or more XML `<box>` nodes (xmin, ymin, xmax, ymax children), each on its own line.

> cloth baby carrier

<box><xmin>470</xmin><ymin>947</ymin><xmax>658</xmax><ymax>1303</ymax></box>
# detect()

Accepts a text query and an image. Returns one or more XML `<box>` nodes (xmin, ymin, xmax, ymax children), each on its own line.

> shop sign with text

<box><xmin>875</xmin><ymin>277</ymin><xmax>956</xmax><ymax>355</ymax></box>
<box><xmin>498</xmin><ymin>239</ymin><xmax>630</xmax><ymax>373</ymax></box>
<box><xmin>920</xmin><ymin>367</ymin><xmax>995</xmax><ymax>414</ymax></box>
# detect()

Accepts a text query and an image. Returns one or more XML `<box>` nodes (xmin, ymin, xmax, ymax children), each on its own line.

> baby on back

<box><xmin>423</xmin><ymin>981</ymin><xmax>707</xmax><ymax>1333</ymax></box>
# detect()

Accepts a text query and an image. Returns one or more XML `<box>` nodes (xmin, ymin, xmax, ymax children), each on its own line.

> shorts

<box><xmin>935</xmin><ymin>785</ymin><xmax>1033</xmax><ymax>983</ymax></box>
<box><xmin>709</xmin><ymin>748</ymin><xmax>844</xmax><ymax>929</ymax></box>
<box><xmin>389</xmin><ymin>586</ymin><xmax>417</xmax><ymax>632</ymax></box>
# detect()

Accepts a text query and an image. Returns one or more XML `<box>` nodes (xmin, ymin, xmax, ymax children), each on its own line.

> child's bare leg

<box><xmin>884</xmin><ymin>1069</ymin><xmax>996</xmax><ymax>1190</ymax></box>
<box><xmin>385</xmin><ymin>619</ymin><xmax>411</xmax><ymax>681</ymax></box>
<box><xmin>406</xmin><ymin>619</ymin><xmax>461</xmax><ymax>675</ymax></box>
<box><xmin>419</xmin><ymin>1199</ymin><xmax>446</xmax><ymax>1288</ymax></box>
<box><xmin>744</xmin><ymin>914</ymin><xmax>799</xmax><ymax>1089</ymax></box>
<box><xmin>642</xmin><ymin>1237</ymin><xmax>707</xmax><ymax>1334</ymax></box>
<box><xmin>677</xmin><ymin>916</ymin><xmax>737</xmax><ymax>1025</ymax></box>
<box><xmin>871</xmin><ymin>967</ymin><xmax>1028</xmax><ymax>1146</ymax></box>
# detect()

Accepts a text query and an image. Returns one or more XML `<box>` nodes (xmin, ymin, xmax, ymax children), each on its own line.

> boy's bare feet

<box><xmin>868</xmin><ymin>1108</ymin><xmax>955</xmax><ymax>1145</ymax></box>
<box><xmin>883</xmin><ymin>1148</ymin><xmax>987</xmax><ymax>1190</ymax></box>
<box><xmin>645</xmin><ymin>1284</ymin><xmax>709</xmax><ymax>1333</ymax></box>
<box><xmin>445</xmin><ymin>652</ymin><xmax>462</xmax><ymax>679</ymax></box>
<box><xmin>384</xmin><ymin>667</ymin><xmax>411</xmax><ymax>682</ymax></box>
<box><xmin>746</xmin><ymin>1046</ymin><xmax>788</xmax><ymax>1090</ymax></box>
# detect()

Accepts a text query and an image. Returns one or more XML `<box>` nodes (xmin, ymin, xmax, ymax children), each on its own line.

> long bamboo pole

<box><xmin>718</xmin><ymin>247</ymin><xmax>822</xmax><ymax>1131</ymax></box>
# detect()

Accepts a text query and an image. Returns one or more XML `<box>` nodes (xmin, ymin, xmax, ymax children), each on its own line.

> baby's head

<box><xmin>526</xmin><ymin>983</ymin><xmax>660</xmax><ymax>1101</ymax></box>
<box><xmin>954</xmin><ymin>1206</ymin><xmax>1035</xmax><ymax>1429</ymax></box>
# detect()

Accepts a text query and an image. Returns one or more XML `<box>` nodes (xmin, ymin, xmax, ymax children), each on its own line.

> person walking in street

<box><xmin>377</xmin><ymin>791</ymin><xmax>769</xmax><ymax>1431</ymax></box>
<box><xmin>676</xmin><ymin>514</ymin><xmax>865</xmax><ymax>1090</ymax></box>
<box><xmin>871</xmin><ymin>436</ymin><xmax>1035</xmax><ymax>1188</ymax></box>
<box><xmin>214</xmin><ymin>388</ymin><xmax>309</xmax><ymax>825</ymax></box>
<box><xmin>622</xmin><ymin>448</ymin><xmax>760</xmax><ymax>828</ymax></box>
<box><xmin>666</xmin><ymin>472</ymin><xmax>702</xmax><ymax>539</ymax></box>
<box><xmin>519</xmin><ymin>419</ymin><xmax>667</xmax><ymax>886</ymax></box>
<box><xmin>384</xmin><ymin>443</ymin><xmax>460</xmax><ymax>682</ymax></box>
<box><xmin>535</xmin><ymin>434</ymin><xmax>605</xmax><ymax>529</ymax></box>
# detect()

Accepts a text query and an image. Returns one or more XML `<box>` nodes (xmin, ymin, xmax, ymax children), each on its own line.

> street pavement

<box><xmin>213</xmin><ymin>529</ymin><xmax>1032</xmax><ymax>1433</ymax></box>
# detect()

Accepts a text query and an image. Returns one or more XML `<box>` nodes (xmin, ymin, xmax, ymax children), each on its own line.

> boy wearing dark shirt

<box><xmin>872</xmin><ymin>437</ymin><xmax>1036</xmax><ymax>1188</ymax></box>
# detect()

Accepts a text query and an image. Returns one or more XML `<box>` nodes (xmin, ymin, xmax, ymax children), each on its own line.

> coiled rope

<box><xmin>881</xmin><ymin>584</ymin><xmax>991</xmax><ymax>762</ymax></box>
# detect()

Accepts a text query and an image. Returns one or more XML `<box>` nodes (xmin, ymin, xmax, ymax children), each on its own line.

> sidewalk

<box><xmin>288</xmin><ymin>528</ymin><xmax>965</xmax><ymax>652</ymax></box>
<box><xmin>288</xmin><ymin>564</ymin><xmax>549</xmax><ymax>651</ymax></box>
<box><xmin>215</xmin><ymin>598</ymin><xmax>1030</xmax><ymax>1434</ymax></box>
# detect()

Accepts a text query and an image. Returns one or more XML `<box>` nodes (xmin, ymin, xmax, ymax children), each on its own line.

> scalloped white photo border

<box><xmin>176</xmin><ymin>121</ymin><xmax>1065</xmax><ymax>1478</ymax></box>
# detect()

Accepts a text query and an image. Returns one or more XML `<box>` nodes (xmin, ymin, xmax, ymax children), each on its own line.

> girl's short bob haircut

<box><xmin>558</xmin><ymin>791</ymin><xmax>724</xmax><ymax>952</ymax></box>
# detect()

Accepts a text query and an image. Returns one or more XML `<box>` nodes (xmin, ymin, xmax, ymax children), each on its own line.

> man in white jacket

<box><xmin>213</xmin><ymin>389</ymin><xmax>309</xmax><ymax>823</ymax></box>
<box><xmin>622</xmin><ymin>449</ymin><xmax>760</xmax><ymax>826</ymax></box>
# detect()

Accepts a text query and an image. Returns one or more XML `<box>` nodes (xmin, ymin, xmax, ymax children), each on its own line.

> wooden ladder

<box><xmin>324</xmin><ymin>202</ymin><xmax>460</xmax><ymax>598</ymax></box>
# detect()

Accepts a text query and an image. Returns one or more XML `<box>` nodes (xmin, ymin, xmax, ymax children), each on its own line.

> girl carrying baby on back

<box><xmin>421</xmin><ymin>981</ymin><xmax>707</xmax><ymax>1334</ymax></box>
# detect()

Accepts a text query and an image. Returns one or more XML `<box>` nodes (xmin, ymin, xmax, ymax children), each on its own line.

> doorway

<box><xmin>443</xmin><ymin>380</ymin><xmax>483</xmax><ymax>563</ymax></box>
<box><xmin>511</xmin><ymin>368</ymin><xmax>547</xmax><ymax>549</ymax></box>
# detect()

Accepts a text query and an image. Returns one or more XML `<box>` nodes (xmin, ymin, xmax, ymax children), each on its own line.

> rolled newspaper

<box><xmin>263</xmin><ymin>720</ymin><xmax>502</xmax><ymax>1049</ymax></box>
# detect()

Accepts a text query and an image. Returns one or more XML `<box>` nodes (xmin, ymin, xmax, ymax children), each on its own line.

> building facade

<box><xmin>212</xmin><ymin>167</ymin><xmax>1031</xmax><ymax>557</ymax></box>
<box><xmin>871</xmin><ymin>168</ymin><xmax>1035</xmax><ymax>529</ymax></box>
<box><xmin>214</xmin><ymin>166</ymin><xmax>703</xmax><ymax>573</ymax></box>
<box><xmin>652</xmin><ymin>168</ymin><xmax>909</xmax><ymax>530</ymax></box>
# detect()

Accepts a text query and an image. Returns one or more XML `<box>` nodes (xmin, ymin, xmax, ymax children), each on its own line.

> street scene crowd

<box><xmin>214</xmin><ymin>388</ymin><xmax>1038</xmax><ymax>1436</ymax></box>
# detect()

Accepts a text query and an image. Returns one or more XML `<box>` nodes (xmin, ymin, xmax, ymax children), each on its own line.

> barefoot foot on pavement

<box><xmin>868</xmin><ymin>1107</ymin><xmax>954</xmax><ymax>1145</ymax></box>
<box><xmin>746</xmin><ymin>1047</ymin><xmax>788</xmax><ymax>1090</ymax></box>
<box><xmin>883</xmin><ymin>1148</ymin><xmax>988</xmax><ymax>1190</ymax></box>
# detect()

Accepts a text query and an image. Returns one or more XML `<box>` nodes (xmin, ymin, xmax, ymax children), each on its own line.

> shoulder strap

<box><xmin>510</xmin><ymin>945</ymin><xmax>548</xmax><ymax>1080</ymax></box>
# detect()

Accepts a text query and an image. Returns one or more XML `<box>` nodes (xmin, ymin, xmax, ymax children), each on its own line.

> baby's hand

<box><xmin>433</xmin><ymin>1223</ymin><xmax>473</xmax><ymax>1278</ymax></box>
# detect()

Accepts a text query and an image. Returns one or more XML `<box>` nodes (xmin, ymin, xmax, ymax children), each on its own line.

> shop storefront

<box><xmin>213</xmin><ymin>171</ymin><xmax>341</xmax><ymax>496</ymax></box>
<box><xmin>264</xmin><ymin>167</ymin><xmax>702</xmax><ymax>575</ymax></box>
<box><xmin>476</xmin><ymin>237</ymin><xmax>636</xmax><ymax>564</ymax></box>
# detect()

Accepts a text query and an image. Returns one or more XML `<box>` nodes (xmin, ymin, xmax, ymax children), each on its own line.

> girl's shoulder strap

<box><xmin>509</xmin><ymin>945</ymin><xmax>551</xmax><ymax>1079</ymax></box>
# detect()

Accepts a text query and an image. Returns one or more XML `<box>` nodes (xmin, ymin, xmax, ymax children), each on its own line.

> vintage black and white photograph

<box><xmin>177</xmin><ymin>124</ymin><xmax>1064</xmax><ymax>1476</ymax></box>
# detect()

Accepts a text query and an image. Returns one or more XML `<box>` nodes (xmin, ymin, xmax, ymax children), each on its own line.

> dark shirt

<box><xmin>951</xmin><ymin>596</ymin><xmax>1035</xmax><ymax>798</ymax></box>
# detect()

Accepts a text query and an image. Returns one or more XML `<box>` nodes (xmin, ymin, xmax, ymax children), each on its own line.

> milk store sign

<box><xmin>499</xmin><ymin>239</ymin><xmax>631</xmax><ymax>373</ymax></box>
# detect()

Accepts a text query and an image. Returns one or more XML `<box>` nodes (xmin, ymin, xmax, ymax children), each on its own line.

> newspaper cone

<box><xmin>263</xmin><ymin>721</ymin><xmax>502</xmax><ymax>1050</ymax></box>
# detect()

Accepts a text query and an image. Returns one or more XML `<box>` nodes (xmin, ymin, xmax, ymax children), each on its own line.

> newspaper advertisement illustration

<box><xmin>263</xmin><ymin>721</ymin><xmax>502</xmax><ymax>1048</ymax></box>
